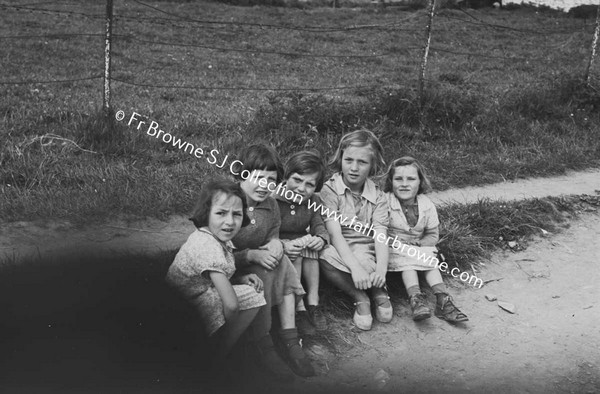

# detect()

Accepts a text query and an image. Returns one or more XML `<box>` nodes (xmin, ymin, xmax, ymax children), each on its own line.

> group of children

<box><xmin>166</xmin><ymin>129</ymin><xmax>468</xmax><ymax>382</ymax></box>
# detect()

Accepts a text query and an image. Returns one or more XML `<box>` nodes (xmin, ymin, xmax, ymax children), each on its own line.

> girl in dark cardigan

<box><xmin>231</xmin><ymin>144</ymin><xmax>315</xmax><ymax>380</ymax></box>
<box><xmin>276</xmin><ymin>151</ymin><xmax>330</xmax><ymax>331</ymax></box>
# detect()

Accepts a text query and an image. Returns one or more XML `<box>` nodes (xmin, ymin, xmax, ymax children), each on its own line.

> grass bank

<box><xmin>1</xmin><ymin>1</ymin><xmax>600</xmax><ymax>222</ymax></box>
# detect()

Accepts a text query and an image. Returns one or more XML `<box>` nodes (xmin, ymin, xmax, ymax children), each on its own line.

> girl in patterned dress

<box><xmin>384</xmin><ymin>156</ymin><xmax>468</xmax><ymax>323</ymax></box>
<box><xmin>319</xmin><ymin>129</ymin><xmax>392</xmax><ymax>331</ymax></box>
<box><xmin>166</xmin><ymin>179</ymin><xmax>266</xmax><ymax>360</ymax></box>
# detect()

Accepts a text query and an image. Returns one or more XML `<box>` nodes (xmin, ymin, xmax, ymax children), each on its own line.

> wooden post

<box><xmin>103</xmin><ymin>0</ymin><xmax>113</xmax><ymax>117</ymax></box>
<box><xmin>585</xmin><ymin>2</ymin><xmax>600</xmax><ymax>85</ymax></box>
<box><xmin>418</xmin><ymin>0</ymin><xmax>436</xmax><ymax>114</ymax></box>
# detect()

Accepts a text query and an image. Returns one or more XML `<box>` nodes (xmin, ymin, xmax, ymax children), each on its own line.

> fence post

<box><xmin>418</xmin><ymin>0</ymin><xmax>436</xmax><ymax>118</ymax></box>
<box><xmin>585</xmin><ymin>2</ymin><xmax>600</xmax><ymax>85</ymax></box>
<box><xmin>103</xmin><ymin>0</ymin><xmax>113</xmax><ymax>117</ymax></box>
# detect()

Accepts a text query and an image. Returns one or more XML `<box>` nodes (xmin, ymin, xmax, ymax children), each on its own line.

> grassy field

<box><xmin>1</xmin><ymin>0</ymin><xmax>599</xmax><ymax>222</ymax></box>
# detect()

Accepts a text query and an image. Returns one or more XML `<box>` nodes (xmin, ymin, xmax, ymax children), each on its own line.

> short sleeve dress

<box><xmin>166</xmin><ymin>227</ymin><xmax>266</xmax><ymax>336</ymax></box>
<box><xmin>387</xmin><ymin>193</ymin><xmax>440</xmax><ymax>272</ymax></box>
<box><xmin>318</xmin><ymin>173</ymin><xmax>389</xmax><ymax>274</ymax></box>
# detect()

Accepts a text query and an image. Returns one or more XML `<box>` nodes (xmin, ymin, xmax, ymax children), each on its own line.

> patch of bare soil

<box><xmin>428</xmin><ymin>168</ymin><xmax>600</xmax><ymax>206</ymax></box>
<box><xmin>285</xmin><ymin>214</ymin><xmax>600</xmax><ymax>393</ymax></box>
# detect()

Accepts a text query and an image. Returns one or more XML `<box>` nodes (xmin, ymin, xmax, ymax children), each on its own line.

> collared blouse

<box><xmin>319</xmin><ymin>172</ymin><xmax>389</xmax><ymax>245</ymax></box>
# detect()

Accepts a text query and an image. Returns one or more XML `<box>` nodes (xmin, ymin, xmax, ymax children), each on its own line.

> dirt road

<box><xmin>290</xmin><ymin>214</ymin><xmax>600</xmax><ymax>393</ymax></box>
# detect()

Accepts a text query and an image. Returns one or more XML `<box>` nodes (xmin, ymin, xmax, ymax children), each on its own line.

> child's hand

<box><xmin>261</xmin><ymin>239</ymin><xmax>284</xmax><ymax>260</ymax></box>
<box><xmin>351</xmin><ymin>266</ymin><xmax>371</xmax><ymax>290</ymax></box>
<box><xmin>369</xmin><ymin>268</ymin><xmax>387</xmax><ymax>288</ymax></box>
<box><xmin>283</xmin><ymin>240</ymin><xmax>303</xmax><ymax>260</ymax></box>
<box><xmin>248</xmin><ymin>249</ymin><xmax>279</xmax><ymax>270</ymax></box>
<box><xmin>305</xmin><ymin>236</ymin><xmax>325</xmax><ymax>251</ymax></box>
<box><xmin>240</xmin><ymin>273</ymin><xmax>263</xmax><ymax>292</ymax></box>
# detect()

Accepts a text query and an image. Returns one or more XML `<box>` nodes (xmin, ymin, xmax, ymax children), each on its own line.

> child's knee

<box><xmin>319</xmin><ymin>259</ymin><xmax>336</xmax><ymax>272</ymax></box>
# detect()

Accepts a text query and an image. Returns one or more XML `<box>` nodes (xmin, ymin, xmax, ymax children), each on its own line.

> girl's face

<box><xmin>284</xmin><ymin>171</ymin><xmax>318</xmax><ymax>202</ymax></box>
<box><xmin>341</xmin><ymin>145</ymin><xmax>373</xmax><ymax>193</ymax></box>
<box><xmin>208</xmin><ymin>192</ymin><xmax>244</xmax><ymax>242</ymax></box>
<box><xmin>392</xmin><ymin>165</ymin><xmax>420</xmax><ymax>204</ymax></box>
<box><xmin>240</xmin><ymin>169</ymin><xmax>278</xmax><ymax>205</ymax></box>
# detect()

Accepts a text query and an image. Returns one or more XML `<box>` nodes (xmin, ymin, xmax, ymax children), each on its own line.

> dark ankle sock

<box><xmin>407</xmin><ymin>285</ymin><xmax>421</xmax><ymax>298</ymax></box>
<box><xmin>279</xmin><ymin>327</ymin><xmax>299</xmax><ymax>342</ymax></box>
<box><xmin>432</xmin><ymin>283</ymin><xmax>447</xmax><ymax>295</ymax></box>
<box><xmin>279</xmin><ymin>328</ymin><xmax>305</xmax><ymax>359</ymax></box>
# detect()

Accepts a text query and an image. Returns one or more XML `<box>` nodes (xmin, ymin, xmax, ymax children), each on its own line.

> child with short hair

<box><xmin>276</xmin><ymin>151</ymin><xmax>330</xmax><ymax>331</ymax></box>
<box><xmin>231</xmin><ymin>143</ymin><xmax>315</xmax><ymax>379</ymax></box>
<box><xmin>383</xmin><ymin>156</ymin><xmax>468</xmax><ymax>323</ymax></box>
<box><xmin>319</xmin><ymin>129</ymin><xmax>392</xmax><ymax>331</ymax></box>
<box><xmin>166</xmin><ymin>178</ymin><xmax>266</xmax><ymax>360</ymax></box>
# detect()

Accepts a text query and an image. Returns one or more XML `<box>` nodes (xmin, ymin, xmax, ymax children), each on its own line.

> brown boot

<box><xmin>435</xmin><ymin>293</ymin><xmax>468</xmax><ymax>323</ymax></box>
<box><xmin>409</xmin><ymin>293</ymin><xmax>431</xmax><ymax>321</ymax></box>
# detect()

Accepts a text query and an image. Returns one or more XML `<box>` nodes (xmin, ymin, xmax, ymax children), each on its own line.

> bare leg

<box><xmin>303</xmin><ymin>258</ymin><xmax>320</xmax><ymax>306</ymax></box>
<box><xmin>401</xmin><ymin>270</ymin><xmax>419</xmax><ymax>289</ymax></box>
<box><xmin>320</xmin><ymin>260</ymin><xmax>369</xmax><ymax>314</ymax></box>
<box><xmin>215</xmin><ymin>307</ymin><xmax>260</xmax><ymax>359</ymax></box>
<box><xmin>424</xmin><ymin>268</ymin><xmax>444</xmax><ymax>287</ymax></box>
<box><xmin>292</xmin><ymin>257</ymin><xmax>306</xmax><ymax>311</ymax></box>
<box><xmin>278</xmin><ymin>293</ymin><xmax>296</xmax><ymax>329</ymax></box>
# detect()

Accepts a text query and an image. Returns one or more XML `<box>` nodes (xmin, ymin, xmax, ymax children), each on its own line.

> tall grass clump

<box><xmin>435</xmin><ymin>194</ymin><xmax>600</xmax><ymax>275</ymax></box>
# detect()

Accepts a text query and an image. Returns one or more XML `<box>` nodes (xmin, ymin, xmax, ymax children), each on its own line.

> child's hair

<box><xmin>329</xmin><ymin>129</ymin><xmax>385</xmax><ymax>176</ymax></box>
<box><xmin>189</xmin><ymin>178</ymin><xmax>250</xmax><ymax>228</ymax></box>
<box><xmin>231</xmin><ymin>143</ymin><xmax>284</xmax><ymax>183</ymax></box>
<box><xmin>284</xmin><ymin>150</ymin><xmax>327</xmax><ymax>192</ymax></box>
<box><xmin>382</xmin><ymin>156</ymin><xmax>432</xmax><ymax>195</ymax></box>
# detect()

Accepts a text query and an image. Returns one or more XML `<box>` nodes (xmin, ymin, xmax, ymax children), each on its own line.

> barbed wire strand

<box><xmin>0</xmin><ymin>33</ymin><xmax>104</xmax><ymax>39</ymax></box>
<box><xmin>113</xmin><ymin>34</ymin><xmax>420</xmax><ymax>58</ymax></box>
<box><xmin>0</xmin><ymin>75</ymin><xmax>101</xmax><ymax>85</ymax></box>
<box><xmin>438</xmin><ymin>10</ymin><xmax>594</xmax><ymax>35</ymax></box>
<box><xmin>0</xmin><ymin>3</ymin><xmax>104</xmax><ymax>20</ymax></box>
<box><xmin>110</xmin><ymin>76</ymin><xmax>377</xmax><ymax>91</ymax></box>
<box><xmin>129</xmin><ymin>0</ymin><xmax>423</xmax><ymax>33</ymax></box>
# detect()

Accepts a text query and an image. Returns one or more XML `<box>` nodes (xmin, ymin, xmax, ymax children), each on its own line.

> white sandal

<box><xmin>353</xmin><ymin>301</ymin><xmax>373</xmax><ymax>331</ymax></box>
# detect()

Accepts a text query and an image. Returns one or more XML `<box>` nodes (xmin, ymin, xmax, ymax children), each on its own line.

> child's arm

<box><xmin>420</xmin><ymin>198</ymin><xmax>441</xmax><ymax>247</ymax></box>
<box><xmin>325</xmin><ymin>220</ymin><xmax>371</xmax><ymax>290</ymax></box>
<box><xmin>261</xmin><ymin>198</ymin><xmax>284</xmax><ymax>260</ymax></box>
<box><xmin>370</xmin><ymin>192</ymin><xmax>390</xmax><ymax>288</ymax></box>
<box><xmin>419</xmin><ymin>225</ymin><xmax>439</xmax><ymax>247</ymax></box>
<box><xmin>320</xmin><ymin>184</ymin><xmax>370</xmax><ymax>289</ymax></box>
<box><xmin>209</xmin><ymin>271</ymin><xmax>239</xmax><ymax>321</ymax></box>
<box><xmin>231</xmin><ymin>273</ymin><xmax>263</xmax><ymax>292</ymax></box>
<box><xmin>309</xmin><ymin>196</ymin><xmax>330</xmax><ymax>248</ymax></box>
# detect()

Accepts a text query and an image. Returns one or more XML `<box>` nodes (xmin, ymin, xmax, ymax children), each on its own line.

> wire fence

<box><xmin>0</xmin><ymin>0</ymin><xmax>599</xmax><ymax>119</ymax></box>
